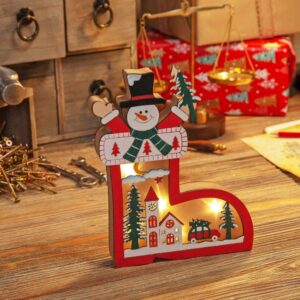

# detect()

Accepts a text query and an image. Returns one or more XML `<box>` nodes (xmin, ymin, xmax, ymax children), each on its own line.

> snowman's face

<box><xmin>127</xmin><ymin>105</ymin><xmax>159</xmax><ymax>131</ymax></box>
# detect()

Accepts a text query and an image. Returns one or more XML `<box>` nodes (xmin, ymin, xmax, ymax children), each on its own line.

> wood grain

<box><xmin>0</xmin><ymin>96</ymin><xmax>300</xmax><ymax>299</ymax></box>
<box><xmin>55</xmin><ymin>59</ymin><xmax>66</xmax><ymax>135</ymax></box>
<box><xmin>0</xmin><ymin>88</ymin><xmax>36</xmax><ymax>149</ymax></box>
<box><xmin>65</xmin><ymin>0</ymin><xmax>136</xmax><ymax>53</ymax></box>
<box><xmin>0</xmin><ymin>0</ymin><xmax>65</xmax><ymax>65</ymax></box>
<box><xmin>62</xmin><ymin>48</ymin><xmax>131</xmax><ymax>134</ymax></box>
<box><xmin>9</xmin><ymin>61</ymin><xmax>59</xmax><ymax>141</ymax></box>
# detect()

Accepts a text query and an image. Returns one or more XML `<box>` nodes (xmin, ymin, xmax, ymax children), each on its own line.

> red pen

<box><xmin>278</xmin><ymin>131</ymin><xmax>300</xmax><ymax>138</ymax></box>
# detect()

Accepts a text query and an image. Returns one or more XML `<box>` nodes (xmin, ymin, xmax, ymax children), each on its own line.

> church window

<box><xmin>167</xmin><ymin>233</ymin><xmax>175</xmax><ymax>245</ymax></box>
<box><xmin>166</xmin><ymin>219</ymin><xmax>174</xmax><ymax>228</ymax></box>
<box><xmin>149</xmin><ymin>215</ymin><xmax>157</xmax><ymax>228</ymax></box>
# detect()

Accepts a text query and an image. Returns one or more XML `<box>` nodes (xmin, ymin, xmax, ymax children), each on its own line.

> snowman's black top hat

<box><xmin>119</xmin><ymin>68</ymin><xmax>165</xmax><ymax>108</ymax></box>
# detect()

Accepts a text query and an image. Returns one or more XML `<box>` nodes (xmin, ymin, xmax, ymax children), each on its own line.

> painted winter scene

<box><xmin>121</xmin><ymin>160</ymin><xmax>244</xmax><ymax>258</ymax></box>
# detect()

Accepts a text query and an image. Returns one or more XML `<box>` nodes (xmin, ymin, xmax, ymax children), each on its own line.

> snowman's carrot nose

<box><xmin>135</xmin><ymin>113</ymin><xmax>148</xmax><ymax>121</ymax></box>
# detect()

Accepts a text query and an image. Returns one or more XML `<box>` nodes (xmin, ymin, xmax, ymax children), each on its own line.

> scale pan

<box><xmin>208</xmin><ymin>67</ymin><xmax>255</xmax><ymax>86</ymax></box>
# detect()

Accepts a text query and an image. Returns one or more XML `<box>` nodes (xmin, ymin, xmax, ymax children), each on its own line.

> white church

<box><xmin>125</xmin><ymin>186</ymin><xmax>244</xmax><ymax>258</ymax></box>
<box><xmin>144</xmin><ymin>187</ymin><xmax>183</xmax><ymax>249</ymax></box>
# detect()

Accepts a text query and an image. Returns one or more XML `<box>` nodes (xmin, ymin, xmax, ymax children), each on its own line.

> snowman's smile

<box><xmin>127</xmin><ymin>105</ymin><xmax>159</xmax><ymax>131</ymax></box>
<box><xmin>135</xmin><ymin>112</ymin><xmax>152</xmax><ymax>123</ymax></box>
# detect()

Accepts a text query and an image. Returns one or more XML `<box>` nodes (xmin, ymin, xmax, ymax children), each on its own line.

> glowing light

<box><xmin>159</xmin><ymin>197</ymin><xmax>168</xmax><ymax>212</ymax></box>
<box><xmin>182</xmin><ymin>227</ymin><xmax>189</xmax><ymax>242</ymax></box>
<box><xmin>156</xmin><ymin>184</ymin><xmax>170</xmax><ymax>214</ymax></box>
<box><xmin>121</xmin><ymin>163</ymin><xmax>136</xmax><ymax>177</ymax></box>
<box><xmin>209</xmin><ymin>198</ymin><xmax>223</xmax><ymax>214</ymax></box>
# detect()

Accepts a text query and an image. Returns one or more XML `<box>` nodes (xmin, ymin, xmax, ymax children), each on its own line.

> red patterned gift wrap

<box><xmin>137</xmin><ymin>31</ymin><xmax>296</xmax><ymax>116</ymax></box>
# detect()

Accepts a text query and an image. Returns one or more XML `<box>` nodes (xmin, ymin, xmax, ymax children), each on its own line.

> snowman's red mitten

<box><xmin>157</xmin><ymin>106</ymin><xmax>188</xmax><ymax>129</ymax></box>
<box><xmin>101</xmin><ymin>110</ymin><xmax>129</xmax><ymax>134</ymax></box>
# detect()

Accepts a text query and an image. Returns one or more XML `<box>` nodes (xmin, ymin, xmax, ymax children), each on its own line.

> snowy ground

<box><xmin>124</xmin><ymin>236</ymin><xmax>244</xmax><ymax>258</ymax></box>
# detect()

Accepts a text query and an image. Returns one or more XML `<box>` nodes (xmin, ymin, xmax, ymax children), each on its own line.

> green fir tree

<box><xmin>171</xmin><ymin>66</ymin><xmax>201</xmax><ymax>123</ymax></box>
<box><xmin>219</xmin><ymin>202</ymin><xmax>238</xmax><ymax>240</ymax></box>
<box><xmin>123</xmin><ymin>185</ymin><xmax>146</xmax><ymax>249</ymax></box>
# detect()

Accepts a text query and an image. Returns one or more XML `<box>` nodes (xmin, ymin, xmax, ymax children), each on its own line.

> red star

<box><xmin>155</xmin><ymin>177</ymin><xmax>163</xmax><ymax>184</ymax></box>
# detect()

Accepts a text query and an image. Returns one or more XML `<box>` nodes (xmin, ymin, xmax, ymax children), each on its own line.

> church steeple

<box><xmin>145</xmin><ymin>186</ymin><xmax>159</xmax><ymax>202</ymax></box>
<box><xmin>145</xmin><ymin>186</ymin><xmax>159</xmax><ymax>248</ymax></box>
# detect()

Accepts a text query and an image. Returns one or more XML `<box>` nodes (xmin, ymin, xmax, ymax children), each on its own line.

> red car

<box><xmin>188</xmin><ymin>229</ymin><xmax>221</xmax><ymax>243</ymax></box>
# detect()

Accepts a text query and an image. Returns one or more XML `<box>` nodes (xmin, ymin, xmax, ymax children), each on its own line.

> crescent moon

<box><xmin>134</xmin><ymin>163</ymin><xmax>145</xmax><ymax>175</ymax></box>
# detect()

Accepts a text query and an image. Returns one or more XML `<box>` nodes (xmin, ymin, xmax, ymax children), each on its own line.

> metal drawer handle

<box><xmin>16</xmin><ymin>8</ymin><xmax>39</xmax><ymax>42</ymax></box>
<box><xmin>90</xmin><ymin>80</ymin><xmax>113</xmax><ymax>101</ymax></box>
<box><xmin>93</xmin><ymin>0</ymin><xmax>113</xmax><ymax>29</ymax></box>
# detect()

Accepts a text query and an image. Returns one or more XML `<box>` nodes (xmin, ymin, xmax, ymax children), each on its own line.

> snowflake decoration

<box><xmin>259</xmin><ymin>78</ymin><xmax>277</xmax><ymax>89</ymax></box>
<box><xmin>172</xmin><ymin>43</ymin><xmax>190</xmax><ymax>54</ymax></box>
<box><xmin>195</xmin><ymin>72</ymin><xmax>209</xmax><ymax>82</ymax></box>
<box><xmin>230</xmin><ymin>43</ymin><xmax>245</xmax><ymax>51</ymax></box>
<box><xmin>255</xmin><ymin>69</ymin><xmax>269</xmax><ymax>80</ymax></box>
<box><xmin>203</xmin><ymin>82</ymin><xmax>219</xmax><ymax>92</ymax></box>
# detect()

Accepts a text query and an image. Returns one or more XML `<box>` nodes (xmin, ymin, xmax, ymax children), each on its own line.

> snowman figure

<box><xmin>91</xmin><ymin>68</ymin><xmax>188</xmax><ymax>162</ymax></box>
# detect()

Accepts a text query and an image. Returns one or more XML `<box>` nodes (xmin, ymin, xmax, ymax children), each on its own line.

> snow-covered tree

<box><xmin>123</xmin><ymin>185</ymin><xmax>146</xmax><ymax>249</ymax></box>
<box><xmin>219</xmin><ymin>202</ymin><xmax>238</xmax><ymax>240</ymax></box>
<box><xmin>170</xmin><ymin>65</ymin><xmax>201</xmax><ymax>123</ymax></box>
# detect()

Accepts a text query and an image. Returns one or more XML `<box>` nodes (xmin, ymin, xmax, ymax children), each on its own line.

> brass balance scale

<box><xmin>133</xmin><ymin>1</ymin><xmax>256</xmax><ymax>140</ymax></box>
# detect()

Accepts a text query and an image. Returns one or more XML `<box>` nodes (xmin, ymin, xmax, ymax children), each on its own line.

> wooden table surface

<box><xmin>1</xmin><ymin>96</ymin><xmax>300</xmax><ymax>300</ymax></box>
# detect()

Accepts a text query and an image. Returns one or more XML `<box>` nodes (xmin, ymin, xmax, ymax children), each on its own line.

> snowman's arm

<box><xmin>157</xmin><ymin>106</ymin><xmax>188</xmax><ymax>129</ymax></box>
<box><xmin>101</xmin><ymin>110</ymin><xmax>129</xmax><ymax>133</ymax></box>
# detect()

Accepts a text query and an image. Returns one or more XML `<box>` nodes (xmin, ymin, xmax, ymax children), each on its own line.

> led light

<box><xmin>159</xmin><ymin>197</ymin><xmax>168</xmax><ymax>212</ymax></box>
<box><xmin>121</xmin><ymin>163</ymin><xmax>136</xmax><ymax>177</ymax></box>
<box><xmin>209</xmin><ymin>198</ymin><xmax>223</xmax><ymax>214</ymax></box>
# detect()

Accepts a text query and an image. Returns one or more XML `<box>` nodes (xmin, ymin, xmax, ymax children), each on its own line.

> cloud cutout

<box><xmin>122</xmin><ymin>169</ymin><xmax>170</xmax><ymax>184</ymax></box>
<box><xmin>144</xmin><ymin>169</ymin><xmax>170</xmax><ymax>179</ymax></box>
<box><xmin>122</xmin><ymin>175</ymin><xmax>145</xmax><ymax>184</ymax></box>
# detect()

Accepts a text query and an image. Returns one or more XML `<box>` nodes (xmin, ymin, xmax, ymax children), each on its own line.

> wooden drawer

<box><xmin>65</xmin><ymin>0</ymin><xmax>136</xmax><ymax>52</ymax></box>
<box><xmin>9</xmin><ymin>61</ymin><xmax>59</xmax><ymax>142</ymax></box>
<box><xmin>0</xmin><ymin>0</ymin><xmax>65</xmax><ymax>65</ymax></box>
<box><xmin>62</xmin><ymin>48</ymin><xmax>131</xmax><ymax>134</ymax></box>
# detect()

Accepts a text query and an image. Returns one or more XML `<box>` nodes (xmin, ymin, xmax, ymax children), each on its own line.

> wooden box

<box><xmin>61</xmin><ymin>48</ymin><xmax>132</xmax><ymax>137</ymax></box>
<box><xmin>1</xmin><ymin>0</ymin><xmax>136</xmax><ymax>144</ymax></box>
<box><xmin>65</xmin><ymin>0</ymin><xmax>136</xmax><ymax>53</ymax></box>
<box><xmin>0</xmin><ymin>0</ymin><xmax>65</xmax><ymax>65</ymax></box>
<box><xmin>9</xmin><ymin>61</ymin><xmax>59</xmax><ymax>143</ymax></box>
<box><xmin>0</xmin><ymin>88</ymin><xmax>37</xmax><ymax>150</ymax></box>
<box><xmin>142</xmin><ymin>0</ymin><xmax>300</xmax><ymax>46</ymax></box>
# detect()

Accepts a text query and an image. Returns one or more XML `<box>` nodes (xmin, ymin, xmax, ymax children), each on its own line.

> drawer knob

<box><xmin>90</xmin><ymin>80</ymin><xmax>113</xmax><ymax>101</ymax></box>
<box><xmin>93</xmin><ymin>0</ymin><xmax>114</xmax><ymax>29</ymax></box>
<box><xmin>16</xmin><ymin>8</ymin><xmax>39</xmax><ymax>42</ymax></box>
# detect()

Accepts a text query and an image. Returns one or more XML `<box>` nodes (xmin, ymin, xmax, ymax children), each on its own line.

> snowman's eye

<box><xmin>139</xmin><ymin>111</ymin><xmax>142</xmax><ymax>114</ymax></box>
<box><xmin>145</xmin><ymin>110</ymin><xmax>148</xmax><ymax>113</ymax></box>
